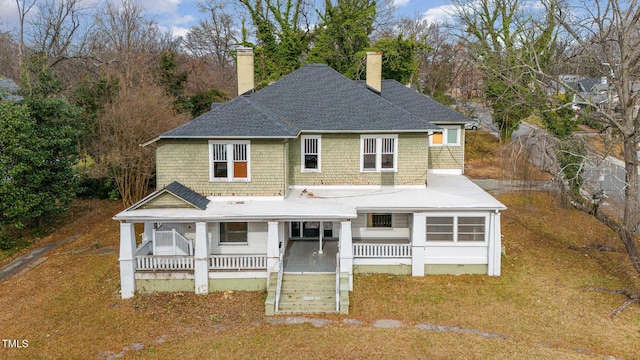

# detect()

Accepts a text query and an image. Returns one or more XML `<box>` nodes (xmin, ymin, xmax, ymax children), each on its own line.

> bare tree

<box><xmin>0</xmin><ymin>30</ymin><xmax>20</xmax><ymax>78</ymax></box>
<box><xmin>451</xmin><ymin>0</ymin><xmax>555</xmax><ymax>139</ymax></box>
<box><xmin>94</xmin><ymin>82</ymin><xmax>188</xmax><ymax>206</ymax></box>
<box><xmin>529</xmin><ymin>0</ymin><xmax>640</xmax><ymax>274</ymax></box>
<box><xmin>27</xmin><ymin>0</ymin><xmax>86</xmax><ymax>68</ymax></box>
<box><xmin>459</xmin><ymin>0</ymin><xmax>640</xmax><ymax>287</ymax></box>
<box><xmin>88</xmin><ymin>0</ymin><xmax>162</xmax><ymax>86</ymax></box>
<box><xmin>15</xmin><ymin>0</ymin><xmax>39</xmax><ymax>66</ymax></box>
<box><xmin>183</xmin><ymin>0</ymin><xmax>238</xmax><ymax>69</ymax></box>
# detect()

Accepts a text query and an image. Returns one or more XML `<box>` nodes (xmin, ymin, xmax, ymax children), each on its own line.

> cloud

<box><xmin>144</xmin><ymin>0</ymin><xmax>182</xmax><ymax>14</ymax></box>
<box><xmin>0</xmin><ymin>0</ymin><xmax>31</xmax><ymax>32</ymax></box>
<box><xmin>170</xmin><ymin>25</ymin><xmax>190</xmax><ymax>38</ymax></box>
<box><xmin>422</xmin><ymin>4</ymin><xmax>457</xmax><ymax>24</ymax></box>
<box><xmin>393</xmin><ymin>0</ymin><xmax>411</xmax><ymax>6</ymax></box>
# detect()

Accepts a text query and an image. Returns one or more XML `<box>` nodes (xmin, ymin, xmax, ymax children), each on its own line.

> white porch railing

<box><xmin>353</xmin><ymin>243</ymin><xmax>412</xmax><ymax>258</ymax></box>
<box><xmin>275</xmin><ymin>252</ymin><xmax>284</xmax><ymax>313</ymax></box>
<box><xmin>154</xmin><ymin>229</ymin><xmax>193</xmax><ymax>256</ymax></box>
<box><xmin>209</xmin><ymin>254</ymin><xmax>267</xmax><ymax>270</ymax></box>
<box><xmin>136</xmin><ymin>240</ymin><xmax>153</xmax><ymax>256</ymax></box>
<box><xmin>136</xmin><ymin>256</ymin><xmax>194</xmax><ymax>270</ymax></box>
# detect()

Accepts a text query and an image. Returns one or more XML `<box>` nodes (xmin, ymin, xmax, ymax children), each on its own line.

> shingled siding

<box><xmin>428</xmin><ymin>128</ymin><xmax>465</xmax><ymax>170</ymax></box>
<box><xmin>156</xmin><ymin>139</ymin><xmax>286</xmax><ymax>196</ymax></box>
<box><xmin>289</xmin><ymin>133</ymin><xmax>429</xmax><ymax>186</ymax></box>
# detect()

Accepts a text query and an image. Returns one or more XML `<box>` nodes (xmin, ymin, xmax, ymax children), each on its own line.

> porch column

<box><xmin>119</xmin><ymin>222</ymin><xmax>136</xmax><ymax>299</ymax></box>
<box><xmin>318</xmin><ymin>221</ymin><xmax>324</xmax><ymax>254</ymax></box>
<box><xmin>267</xmin><ymin>221</ymin><xmax>280</xmax><ymax>274</ymax></box>
<box><xmin>411</xmin><ymin>213</ymin><xmax>425</xmax><ymax>276</ymax></box>
<box><xmin>143</xmin><ymin>222</ymin><xmax>154</xmax><ymax>242</ymax></box>
<box><xmin>339</xmin><ymin>220</ymin><xmax>353</xmax><ymax>290</ymax></box>
<box><xmin>194</xmin><ymin>222</ymin><xmax>209</xmax><ymax>294</ymax></box>
<box><xmin>488</xmin><ymin>212</ymin><xmax>502</xmax><ymax>276</ymax></box>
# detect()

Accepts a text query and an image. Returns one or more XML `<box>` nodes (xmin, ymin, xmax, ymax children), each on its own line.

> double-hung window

<box><xmin>429</xmin><ymin>126</ymin><xmax>460</xmax><ymax>146</ymax></box>
<box><xmin>426</xmin><ymin>215</ymin><xmax>486</xmax><ymax>242</ymax></box>
<box><xmin>301</xmin><ymin>135</ymin><xmax>321</xmax><ymax>172</ymax></box>
<box><xmin>360</xmin><ymin>134</ymin><xmax>397</xmax><ymax>172</ymax></box>
<box><xmin>219</xmin><ymin>222</ymin><xmax>248</xmax><ymax>244</ymax></box>
<box><xmin>209</xmin><ymin>140</ymin><xmax>250</xmax><ymax>181</ymax></box>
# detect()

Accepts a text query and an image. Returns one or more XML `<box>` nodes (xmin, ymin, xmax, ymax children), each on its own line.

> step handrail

<box><xmin>275</xmin><ymin>252</ymin><xmax>284</xmax><ymax>313</ymax></box>
<box><xmin>335</xmin><ymin>252</ymin><xmax>340</xmax><ymax>312</ymax></box>
<box><xmin>153</xmin><ymin>229</ymin><xmax>193</xmax><ymax>255</ymax></box>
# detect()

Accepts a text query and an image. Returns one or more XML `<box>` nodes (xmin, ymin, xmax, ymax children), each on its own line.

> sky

<box><xmin>0</xmin><ymin>0</ymin><xmax>455</xmax><ymax>39</ymax></box>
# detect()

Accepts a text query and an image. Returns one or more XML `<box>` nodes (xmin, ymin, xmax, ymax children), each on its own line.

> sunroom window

<box><xmin>426</xmin><ymin>216</ymin><xmax>486</xmax><ymax>242</ymax></box>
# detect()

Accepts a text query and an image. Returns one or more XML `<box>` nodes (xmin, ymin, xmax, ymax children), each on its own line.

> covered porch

<box><xmin>114</xmin><ymin>174</ymin><xmax>506</xmax><ymax>299</ymax></box>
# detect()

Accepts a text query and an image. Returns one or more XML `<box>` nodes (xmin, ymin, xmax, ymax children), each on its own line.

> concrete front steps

<box><xmin>265</xmin><ymin>273</ymin><xmax>349</xmax><ymax>315</ymax></box>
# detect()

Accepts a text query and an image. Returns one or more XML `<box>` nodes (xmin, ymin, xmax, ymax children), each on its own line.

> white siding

<box><xmin>352</xmin><ymin>212</ymin><xmax>411</xmax><ymax>240</ymax></box>
<box><xmin>209</xmin><ymin>222</ymin><xmax>268</xmax><ymax>255</ymax></box>
<box><xmin>424</xmin><ymin>245</ymin><xmax>488</xmax><ymax>264</ymax></box>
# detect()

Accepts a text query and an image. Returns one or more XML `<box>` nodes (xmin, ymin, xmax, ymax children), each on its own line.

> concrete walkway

<box><xmin>0</xmin><ymin>234</ymin><xmax>80</xmax><ymax>282</ymax></box>
<box><xmin>96</xmin><ymin>317</ymin><xmax>621</xmax><ymax>360</ymax></box>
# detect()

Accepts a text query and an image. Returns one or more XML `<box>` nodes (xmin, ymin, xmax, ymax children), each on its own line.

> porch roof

<box><xmin>287</xmin><ymin>174</ymin><xmax>506</xmax><ymax>212</ymax></box>
<box><xmin>113</xmin><ymin>174</ymin><xmax>505</xmax><ymax>222</ymax></box>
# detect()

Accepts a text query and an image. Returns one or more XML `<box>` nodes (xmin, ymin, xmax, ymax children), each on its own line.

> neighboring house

<box><xmin>550</xmin><ymin>76</ymin><xmax>611</xmax><ymax>111</ymax></box>
<box><xmin>0</xmin><ymin>77</ymin><xmax>23</xmax><ymax>103</ymax></box>
<box><xmin>114</xmin><ymin>50</ymin><xmax>506</xmax><ymax>315</ymax></box>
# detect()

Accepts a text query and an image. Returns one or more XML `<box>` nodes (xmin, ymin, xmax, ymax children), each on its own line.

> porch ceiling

<box><xmin>113</xmin><ymin>174</ymin><xmax>505</xmax><ymax>222</ymax></box>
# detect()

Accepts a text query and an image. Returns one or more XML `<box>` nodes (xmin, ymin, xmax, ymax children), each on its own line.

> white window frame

<box><xmin>208</xmin><ymin>140</ymin><xmax>251</xmax><ymax>182</ymax></box>
<box><xmin>429</xmin><ymin>126</ymin><xmax>461</xmax><ymax>146</ymax></box>
<box><xmin>425</xmin><ymin>213</ymin><xmax>488</xmax><ymax>244</ymax></box>
<box><xmin>301</xmin><ymin>135</ymin><xmax>321</xmax><ymax>172</ymax></box>
<box><xmin>360</xmin><ymin>134</ymin><xmax>398</xmax><ymax>172</ymax></box>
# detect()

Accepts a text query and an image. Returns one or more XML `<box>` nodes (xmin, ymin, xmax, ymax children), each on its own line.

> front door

<box><xmin>290</xmin><ymin>222</ymin><xmax>333</xmax><ymax>239</ymax></box>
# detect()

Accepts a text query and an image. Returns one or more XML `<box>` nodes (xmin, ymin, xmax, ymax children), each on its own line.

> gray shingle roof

<box><xmin>161</xmin><ymin>64</ymin><xmax>458</xmax><ymax>139</ymax></box>
<box><xmin>163</xmin><ymin>96</ymin><xmax>299</xmax><ymax>138</ymax></box>
<box><xmin>0</xmin><ymin>77</ymin><xmax>24</xmax><ymax>103</ymax></box>
<box><xmin>165</xmin><ymin>181</ymin><xmax>209</xmax><ymax>210</ymax></box>
<box><xmin>128</xmin><ymin>181</ymin><xmax>209</xmax><ymax>210</ymax></box>
<box><xmin>375</xmin><ymin>80</ymin><xmax>472</xmax><ymax>123</ymax></box>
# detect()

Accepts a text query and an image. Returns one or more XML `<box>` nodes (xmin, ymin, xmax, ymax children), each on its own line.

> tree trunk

<box><xmin>621</xmin><ymin>136</ymin><xmax>640</xmax><ymax>273</ymax></box>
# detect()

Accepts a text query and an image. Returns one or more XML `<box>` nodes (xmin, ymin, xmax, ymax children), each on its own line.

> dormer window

<box><xmin>209</xmin><ymin>140</ymin><xmax>250</xmax><ymax>181</ymax></box>
<box><xmin>360</xmin><ymin>135</ymin><xmax>397</xmax><ymax>172</ymax></box>
<box><xmin>301</xmin><ymin>135</ymin><xmax>321</xmax><ymax>172</ymax></box>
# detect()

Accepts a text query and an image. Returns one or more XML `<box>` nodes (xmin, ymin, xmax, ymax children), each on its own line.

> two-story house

<box><xmin>114</xmin><ymin>50</ymin><xmax>506</xmax><ymax>315</ymax></box>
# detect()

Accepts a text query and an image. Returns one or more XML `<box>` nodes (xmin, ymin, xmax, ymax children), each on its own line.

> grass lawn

<box><xmin>1</xmin><ymin>131</ymin><xmax>639</xmax><ymax>359</ymax></box>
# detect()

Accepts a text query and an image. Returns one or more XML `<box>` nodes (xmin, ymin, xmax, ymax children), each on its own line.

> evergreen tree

<box><xmin>0</xmin><ymin>97</ymin><xmax>82</xmax><ymax>238</ymax></box>
<box><xmin>307</xmin><ymin>0</ymin><xmax>376</xmax><ymax>78</ymax></box>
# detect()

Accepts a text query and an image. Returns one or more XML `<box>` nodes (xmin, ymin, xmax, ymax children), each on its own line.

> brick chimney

<box><xmin>237</xmin><ymin>47</ymin><xmax>255</xmax><ymax>96</ymax></box>
<box><xmin>366</xmin><ymin>51</ymin><xmax>382</xmax><ymax>93</ymax></box>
